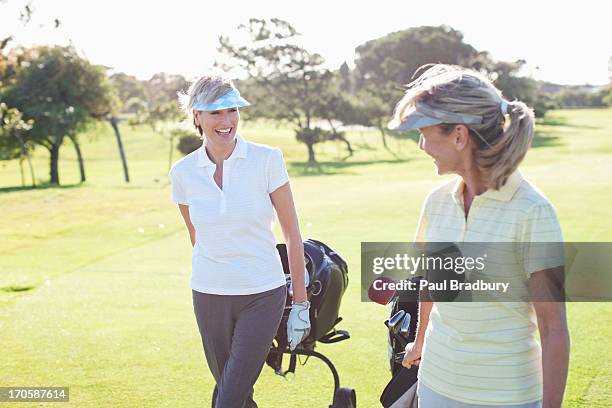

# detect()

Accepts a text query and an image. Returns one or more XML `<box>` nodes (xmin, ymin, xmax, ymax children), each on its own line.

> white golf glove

<box><xmin>287</xmin><ymin>301</ymin><xmax>311</xmax><ymax>351</ymax></box>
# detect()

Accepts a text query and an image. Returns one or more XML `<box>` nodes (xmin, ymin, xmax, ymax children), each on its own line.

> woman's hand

<box><xmin>287</xmin><ymin>301</ymin><xmax>311</xmax><ymax>350</ymax></box>
<box><xmin>402</xmin><ymin>342</ymin><xmax>422</xmax><ymax>369</ymax></box>
<box><xmin>402</xmin><ymin>297</ymin><xmax>432</xmax><ymax>369</ymax></box>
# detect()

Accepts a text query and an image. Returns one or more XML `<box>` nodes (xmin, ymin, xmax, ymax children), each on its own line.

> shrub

<box><xmin>176</xmin><ymin>133</ymin><xmax>202</xmax><ymax>156</ymax></box>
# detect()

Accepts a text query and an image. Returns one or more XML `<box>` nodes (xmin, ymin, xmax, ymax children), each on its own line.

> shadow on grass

<box><xmin>537</xmin><ymin>116</ymin><xmax>600</xmax><ymax>130</ymax></box>
<box><xmin>353</xmin><ymin>142</ymin><xmax>377</xmax><ymax>151</ymax></box>
<box><xmin>288</xmin><ymin>158</ymin><xmax>410</xmax><ymax>177</ymax></box>
<box><xmin>1</xmin><ymin>285</ymin><xmax>36</xmax><ymax>293</ymax></box>
<box><xmin>0</xmin><ymin>182</ymin><xmax>83</xmax><ymax>194</ymax></box>
<box><xmin>532</xmin><ymin>131</ymin><xmax>563</xmax><ymax>148</ymax></box>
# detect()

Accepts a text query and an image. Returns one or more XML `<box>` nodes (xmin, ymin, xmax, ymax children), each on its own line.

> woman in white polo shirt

<box><xmin>388</xmin><ymin>65</ymin><xmax>569</xmax><ymax>408</ymax></box>
<box><xmin>169</xmin><ymin>75</ymin><xmax>310</xmax><ymax>407</ymax></box>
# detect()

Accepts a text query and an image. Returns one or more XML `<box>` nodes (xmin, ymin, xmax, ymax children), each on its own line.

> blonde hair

<box><xmin>178</xmin><ymin>74</ymin><xmax>235</xmax><ymax>136</ymax></box>
<box><xmin>392</xmin><ymin>64</ymin><xmax>534</xmax><ymax>190</ymax></box>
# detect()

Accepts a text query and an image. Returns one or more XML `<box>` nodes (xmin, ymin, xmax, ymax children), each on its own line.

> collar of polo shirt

<box><xmin>196</xmin><ymin>134</ymin><xmax>248</xmax><ymax>167</ymax></box>
<box><xmin>451</xmin><ymin>170</ymin><xmax>524</xmax><ymax>205</ymax></box>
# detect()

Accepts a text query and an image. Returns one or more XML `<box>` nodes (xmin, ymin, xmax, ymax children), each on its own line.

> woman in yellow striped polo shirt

<box><xmin>388</xmin><ymin>64</ymin><xmax>569</xmax><ymax>408</ymax></box>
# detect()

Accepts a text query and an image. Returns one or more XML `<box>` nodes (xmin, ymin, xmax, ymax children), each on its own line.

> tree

<box><xmin>555</xmin><ymin>88</ymin><xmax>600</xmax><ymax>108</ymax></box>
<box><xmin>354</xmin><ymin>25</ymin><xmax>480</xmax><ymax>90</ymax></box>
<box><xmin>345</xmin><ymin>85</ymin><xmax>397</xmax><ymax>150</ymax></box>
<box><xmin>487</xmin><ymin>60</ymin><xmax>550</xmax><ymax>117</ymax></box>
<box><xmin>115</xmin><ymin>72</ymin><xmax>189</xmax><ymax>175</ymax></box>
<box><xmin>218</xmin><ymin>18</ymin><xmax>344</xmax><ymax>164</ymax></box>
<box><xmin>0</xmin><ymin>47</ymin><xmax>36</xmax><ymax>183</ymax></box>
<box><xmin>604</xmin><ymin>56</ymin><xmax>612</xmax><ymax>106</ymax></box>
<box><xmin>310</xmin><ymin>73</ymin><xmax>355</xmax><ymax>159</ymax></box>
<box><xmin>144</xmin><ymin>100</ymin><xmax>184</xmax><ymax>171</ymax></box>
<box><xmin>1</xmin><ymin>1</ymin><xmax>64</xmax><ymax>186</ymax></box>
<box><xmin>0</xmin><ymin>46</ymin><xmax>26</xmax><ymax>87</ymax></box>
<box><xmin>338</xmin><ymin>61</ymin><xmax>353</xmax><ymax>93</ymax></box>
<box><xmin>109</xmin><ymin>72</ymin><xmax>147</xmax><ymax>114</ymax></box>
<box><xmin>0</xmin><ymin>102</ymin><xmax>36</xmax><ymax>186</ymax></box>
<box><xmin>604</xmin><ymin>85</ymin><xmax>612</xmax><ymax>107</ymax></box>
<box><xmin>107</xmin><ymin>72</ymin><xmax>152</xmax><ymax>183</ymax></box>
<box><xmin>350</xmin><ymin>25</ymin><xmax>485</xmax><ymax>146</ymax></box>
<box><xmin>2</xmin><ymin>45</ymin><xmax>116</xmax><ymax>185</ymax></box>
<box><xmin>145</xmin><ymin>72</ymin><xmax>188</xmax><ymax>107</ymax></box>
<box><xmin>107</xmin><ymin>115</ymin><xmax>130</xmax><ymax>183</ymax></box>
<box><xmin>351</xmin><ymin>25</ymin><xmax>553</xmax><ymax>125</ymax></box>
<box><xmin>176</xmin><ymin>131</ymin><xmax>202</xmax><ymax>156</ymax></box>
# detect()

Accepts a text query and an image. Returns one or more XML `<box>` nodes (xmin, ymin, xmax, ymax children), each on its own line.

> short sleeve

<box><xmin>266</xmin><ymin>148</ymin><xmax>290</xmax><ymax>194</ymax></box>
<box><xmin>168</xmin><ymin>167</ymin><xmax>188</xmax><ymax>205</ymax></box>
<box><xmin>518</xmin><ymin>202</ymin><xmax>564</xmax><ymax>276</ymax></box>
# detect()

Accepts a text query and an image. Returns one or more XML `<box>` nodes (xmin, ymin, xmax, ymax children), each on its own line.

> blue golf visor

<box><xmin>193</xmin><ymin>88</ymin><xmax>251</xmax><ymax>112</ymax></box>
<box><xmin>388</xmin><ymin>100</ymin><xmax>483</xmax><ymax>131</ymax></box>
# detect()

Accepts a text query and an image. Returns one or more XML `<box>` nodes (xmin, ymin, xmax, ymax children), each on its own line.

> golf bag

<box><xmin>266</xmin><ymin>238</ymin><xmax>350</xmax><ymax>374</ymax></box>
<box><xmin>380</xmin><ymin>278</ymin><xmax>422</xmax><ymax>408</ymax></box>
<box><xmin>380</xmin><ymin>243</ymin><xmax>467</xmax><ymax>407</ymax></box>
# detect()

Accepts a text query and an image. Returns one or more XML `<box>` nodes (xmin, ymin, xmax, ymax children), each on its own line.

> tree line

<box><xmin>0</xmin><ymin>44</ymin><xmax>191</xmax><ymax>186</ymax></box>
<box><xmin>2</xmin><ymin>17</ymin><xmax>611</xmax><ymax>186</ymax></box>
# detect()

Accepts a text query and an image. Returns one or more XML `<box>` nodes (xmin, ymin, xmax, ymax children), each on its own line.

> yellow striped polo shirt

<box><xmin>415</xmin><ymin>170</ymin><xmax>564</xmax><ymax>405</ymax></box>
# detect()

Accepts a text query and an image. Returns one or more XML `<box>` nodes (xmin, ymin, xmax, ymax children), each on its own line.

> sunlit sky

<box><xmin>2</xmin><ymin>0</ymin><xmax>611</xmax><ymax>85</ymax></box>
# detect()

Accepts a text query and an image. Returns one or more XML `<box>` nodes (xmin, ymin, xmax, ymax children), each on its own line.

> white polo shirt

<box><xmin>415</xmin><ymin>170</ymin><xmax>564</xmax><ymax>405</ymax></box>
<box><xmin>168</xmin><ymin>135</ymin><xmax>289</xmax><ymax>295</ymax></box>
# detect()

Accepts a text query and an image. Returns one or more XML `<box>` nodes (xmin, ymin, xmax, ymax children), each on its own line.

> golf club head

<box><xmin>388</xmin><ymin>310</ymin><xmax>405</xmax><ymax>334</ymax></box>
<box><xmin>399</xmin><ymin>313</ymin><xmax>411</xmax><ymax>337</ymax></box>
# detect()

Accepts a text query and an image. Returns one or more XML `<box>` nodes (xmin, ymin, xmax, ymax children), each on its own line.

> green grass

<box><xmin>1</xmin><ymin>109</ymin><xmax>611</xmax><ymax>407</ymax></box>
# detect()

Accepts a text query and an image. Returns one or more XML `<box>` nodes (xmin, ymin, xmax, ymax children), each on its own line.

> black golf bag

<box><xmin>267</xmin><ymin>239</ymin><xmax>350</xmax><ymax>369</ymax></box>
<box><xmin>380</xmin><ymin>278</ymin><xmax>422</xmax><ymax>408</ymax></box>
<box><xmin>379</xmin><ymin>243</ymin><xmax>463</xmax><ymax>407</ymax></box>
<box><xmin>264</xmin><ymin>239</ymin><xmax>356</xmax><ymax>407</ymax></box>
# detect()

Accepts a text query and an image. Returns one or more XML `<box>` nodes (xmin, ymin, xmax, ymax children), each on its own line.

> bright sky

<box><xmin>2</xmin><ymin>0</ymin><xmax>611</xmax><ymax>85</ymax></box>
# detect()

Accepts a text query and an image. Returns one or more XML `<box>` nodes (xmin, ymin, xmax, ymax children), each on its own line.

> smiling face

<box><xmin>194</xmin><ymin>107</ymin><xmax>240</xmax><ymax>148</ymax></box>
<box><xmin>418</xmin><ymin>124</ymin><xmax>465</xmax><ymax>175</ymax></box>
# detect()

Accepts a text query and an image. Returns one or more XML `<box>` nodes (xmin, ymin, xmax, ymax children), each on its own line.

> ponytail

<box><xmin>476</xmin><ymin>101</ymin><xmax>534</xmax><ymax>190</ymax></box>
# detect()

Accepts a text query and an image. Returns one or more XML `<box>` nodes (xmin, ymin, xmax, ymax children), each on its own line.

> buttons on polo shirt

<box><xmin>219</xmin><ymin>161</ymin><xmax>232</xmax><ymax>214</ymax></box>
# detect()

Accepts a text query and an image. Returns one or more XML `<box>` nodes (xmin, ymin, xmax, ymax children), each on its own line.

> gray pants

<box><xmin>418</xmin><ymin>382</ymin><xmax>542</xmax><ymax>408</ymax></box>
<box><xmin>192</xmin><ymin>285</ymin><xmax>286</xmax><ymax>408</ymax></box>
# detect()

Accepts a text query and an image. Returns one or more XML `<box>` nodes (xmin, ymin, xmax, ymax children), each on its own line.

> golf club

<box><xmin>399</xmin><ymin>313</ymin><xmax>411</xmax><ymax>338</ymax></box>
<box><xmin>386</xmin><ymin>310</ymin><xmax>405</xmax><ymax>334</ymax></box>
